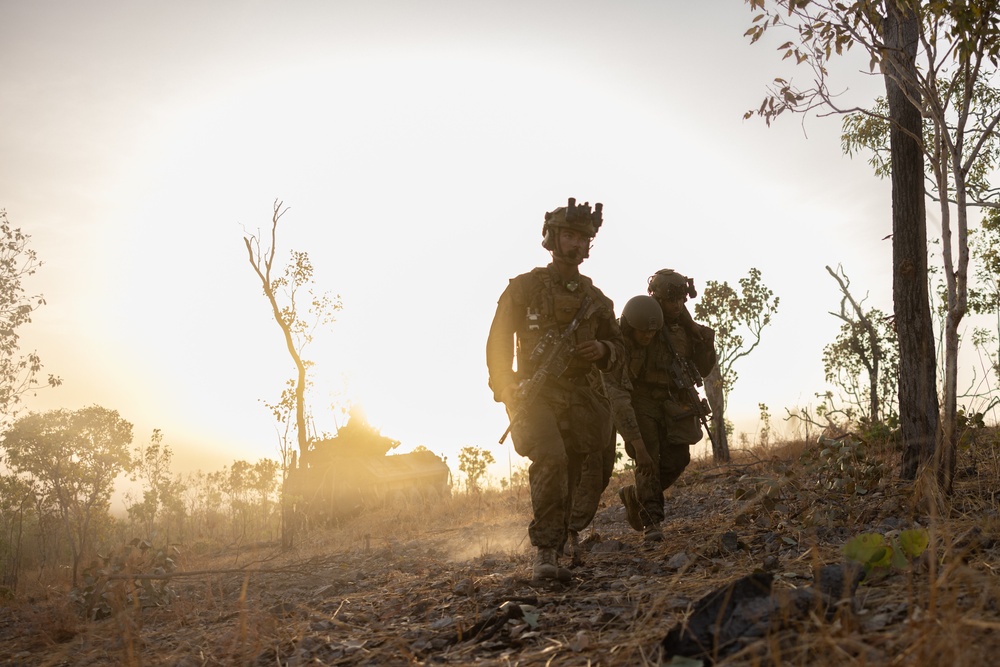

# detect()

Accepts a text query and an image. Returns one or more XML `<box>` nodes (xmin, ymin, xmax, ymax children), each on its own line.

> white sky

<box><xmin>3</xmin><ymin>1</ymin><xmax>949</xmax><ymax>482</ymax></box>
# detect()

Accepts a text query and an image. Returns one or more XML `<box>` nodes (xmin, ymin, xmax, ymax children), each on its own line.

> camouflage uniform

<box><xmin>487</xmin><ymin>265</ymin><xmax>622</xmax><ymax>549</ymax></box>
<box><xmin>566</xmin><ymin>374</ymin><xmax>617</xmax><ymax>539</ymax></box>
<box><xmin>486</xmin><ymin>199</ymin><xmax>624</xmax><ymax>569</ymax></box>
<box><xmin>567</xmin><ymin>295</ymin><xmax>662</xmax><ymax>546</ymax></box>
<box><xmin>618</xmin><ymin>273</ymin><xmax>716</xmax><ymax>531</ymax></box>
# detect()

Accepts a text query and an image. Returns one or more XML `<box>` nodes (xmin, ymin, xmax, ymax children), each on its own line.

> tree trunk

<box><xmin>937</xmin><ymin>141</ymin><xmax>971</xmax><ymax>494</ymax></box>
<box><xmin>882</xmin><ymin>0</ymin><xmax>939</xmax><ymax>480</ymax></box>
<box><xmin>704</xmin><ymin>365</ymin><xmax>730</xmax><ymax>462</ymax></box>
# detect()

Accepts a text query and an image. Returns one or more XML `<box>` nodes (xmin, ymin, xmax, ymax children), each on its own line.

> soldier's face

<box><xmin>556</xmin><ymin>228</ymin><xmax>592</xmax><ymax>264</ymax></box>
<box><xmin>656</xmin><ymin>294</ymin><xmax>686</xmax><ymax>321</ymax></box>
<box><xmin>632</xmin><ymin>329</ymin><xmax>657</xmax><ymax>347</ymax></box>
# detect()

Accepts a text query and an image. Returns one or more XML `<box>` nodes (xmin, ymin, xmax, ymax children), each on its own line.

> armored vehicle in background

<box><xmin>286</xmin><ymin>412</ymin><xmax>451</xmax><ymax>524</ymax></box>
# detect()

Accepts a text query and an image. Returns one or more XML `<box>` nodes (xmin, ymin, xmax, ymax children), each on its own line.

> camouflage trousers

<box><xmin>509</xmin><ymin>381</ymin><xmax>612</xmax><ymax>549</ymax></box>
<box><xmin>567</xmin><ymin>428</ymin><xmax>616</xmax><ymax>534</ymax></box>
<box><xmin>629</xmin><ymin>394</ymin><xmax>702</xmax><ymax>527</ymax></box>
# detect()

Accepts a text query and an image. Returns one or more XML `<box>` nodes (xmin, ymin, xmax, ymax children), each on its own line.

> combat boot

<box><xmin>532</xmin><ymin>547</ymin><xmax>572</xmax><ymax>582</ymax></box>
<box><xmin>618</xmin><ymin>485</ymin><xmax>643</xmax><ymax>532</ymax></box>
<box><xmin>567</xmin><ymin>530</ymin><xmax>582</xmax><ymax>566</ymax></box>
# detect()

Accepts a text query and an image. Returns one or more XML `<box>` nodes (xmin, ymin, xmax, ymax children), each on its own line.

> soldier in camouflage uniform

<box><xmin>487</xmin><ymin>198</ymin><xmax>624</xmax><ymax>582</ymax></box>
<box><xmin>618</xmin><ymin>270</ymin><xmax>717</xmax><ymax>542</ymax></box>
<box><xmin>564</xmin><ymin>295</ymin><xmax>663</xmax><ymax>562</ymax></box>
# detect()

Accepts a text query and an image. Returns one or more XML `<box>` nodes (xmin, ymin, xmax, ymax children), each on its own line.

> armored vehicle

<box><xmin>286</xmin><ymin>413</ymin><xmax>451</xmax><ymax>524</ymax></box>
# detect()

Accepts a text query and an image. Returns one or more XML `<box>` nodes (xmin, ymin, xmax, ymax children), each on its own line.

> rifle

<box><xmin>499</xmin><ymin>296</ymin><xmax>593</xmax><ymax>444</ymax></box>
<box><xmin>661</xmin><ymin>329</ymin><xmax>718</xmax><ymax>450</ymax></box>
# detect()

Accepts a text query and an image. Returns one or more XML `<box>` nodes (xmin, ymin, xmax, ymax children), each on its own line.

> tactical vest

<box><xmin>633</xmin><ymin>323</ymin><xmax>693</xmax><ymax>391</ymax></box>
<box><xmin>512</xmin><ymin>267</ymin><xmax>602</xmax><ymax>378</ymax></box>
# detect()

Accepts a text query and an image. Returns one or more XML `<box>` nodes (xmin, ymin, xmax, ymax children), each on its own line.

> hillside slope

<box><xmin>3</xmin><ymin>437</ymin><xmax>999</xmax><ymax>666</ymax></box>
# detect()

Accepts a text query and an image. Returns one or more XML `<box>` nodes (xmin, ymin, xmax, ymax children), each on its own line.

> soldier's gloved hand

<box><xmin>575</xmin><ymin>339</ymin><xmax>608</xmax><ymax>362</ymax></box>
<box><xmin>678</xmin><ymin>306</ymin><xmax>704</xmax><ymax>341</ymax></box>
<box><xmin>501</xmin><ymin>383</ymin><xmax>520</xmax><ymax>407</ymax></box>
<box><xmin>632</xmin><ymin>439</ymin><xmax>654</xmax><ymax>475</ymax></box>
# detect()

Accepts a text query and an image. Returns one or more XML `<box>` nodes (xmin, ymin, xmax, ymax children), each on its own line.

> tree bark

<box><xmin>882</xmin><ymin>0</ymin><xmax>939</xmax><ymax>480</ymax></box>
<box><xmin>704</xmin><ymin>365</ymin><xmax>730</xmax><ymax>462</ymax></box>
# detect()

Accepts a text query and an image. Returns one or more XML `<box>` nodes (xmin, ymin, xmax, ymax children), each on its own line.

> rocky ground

<box><xmin>3</xmin><ymin>439</ymin><xmax>1000</xmax><ymax>666</ymax></box>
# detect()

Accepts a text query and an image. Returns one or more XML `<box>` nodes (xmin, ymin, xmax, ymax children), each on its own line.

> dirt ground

<box><xmin>3</xmin><ymin>442</ymin><xmax>1000</xmax><ymax>666</ymax></box>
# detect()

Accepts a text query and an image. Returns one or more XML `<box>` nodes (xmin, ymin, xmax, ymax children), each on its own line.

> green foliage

<box><xmin>968</xmin><ymin>210</ymin><xmax>1000</xmax><ymax>381</ymax></box>
<box><xmin>798</xmin><ymin>436</ymin><xmax>888</xmax><ymax>496</ymax></box>
<box><xmin>457</xmin><ymin>446</ymin><xmax>495</xmax><ymax>493</ymax></box>
<box><xmin>127</xmin><ymin>429</ymin><xmax>178</xmax><ymax>538</ymax></box>
<box><xmin>220</xmin><ymin>458</ymin><xmax>281</xmax><ymax>543</ymax></box>
<box><xmin>3</xmin><ymin>407</ymin><xmax>134</xmax><ymax>506</ymax></box>
<box><xmin>860</xmin><ymin>414</ymin><xmax>901</xmax><ymax>447</ymax></box>
<box><xmin>2</xmin><ymin>406</ymin><xmax>134</xmax><ymax>585</ymax></box>
<box><xmin>758</xmin><ymin>403</ymin><xmax>772</xmax><ymax>447</ymax></box>
<box><xmin>694</xmin><ymin>267</ymin><xmax>779</xmax><ymax>396</ymax></box>
<box><xmin>0</xmin><ymin>472</ymin><xmax>36</xmax><ymax>587</ymax></box>
<box><xmin>822</xmin><ymin>306</ymin><xmax>899</xmax><ymax>425</ymax></box>
<box><xmin>843</xmin><ymin>528</ymin><xmax>929</xmax><ymax>573</ymax></box>
<box><xmin>0</xmin><ymin>210</ymin><xmax>61</xmax><ymax>429</ymax></box>
<box><xmin>72</xmin><ymin>538</ymin><xmax>180</xmax><ymax>620</ymax></box>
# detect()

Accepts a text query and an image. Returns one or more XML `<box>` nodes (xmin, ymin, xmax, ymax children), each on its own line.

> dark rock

<box><xmin>720</xmin><ymin>531</ymin><xmax>740</xmax><ymax>553</ymax></box>
<box><xmin>662</xmin><ymin>564</ymin><xmax>863</xmax><ymax>664</ymax></box>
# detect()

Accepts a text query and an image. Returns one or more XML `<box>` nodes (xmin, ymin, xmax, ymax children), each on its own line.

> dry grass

<box><xmin>2</xmin><ymin>432</ymin><xmax>1000</xmax><ymax>665</ymax></box>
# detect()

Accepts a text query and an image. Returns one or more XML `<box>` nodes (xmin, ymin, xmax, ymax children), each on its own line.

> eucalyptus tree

<box><xmin>244</xmin><ymin>200</ymin><xmax>342</xmax><ymax>464</ymax></box>
<box><xmin>127</xmin><ymin>428</ymin><xmax>176</xmax><ymax>539</ymax></box>
<box><xmin>458</xmin><ymin>446</ymin><xmax>495</xmax><ymax>493</ymax></box>
<box><xmin>0</xmin><ymin>210</ymin><xmax>61</xmax><ymax>429</ymax></box>
<box><xmin>2</xmin><ymin>406</ymin><xmax>134</xmax><ymax>586</ymax></box>
<box><xmin>693</xmin><ymin>267</ymin><xmax>779</xmax><ymax>461</ymax></box>
<box><xmin>823</xmin><ymin>265</ymin><xmax>900</xmax><ymax>426</ymax></box>
<box><xmin>743</xmin><ymin>0</ymin><xmax>1000</xmax><ymax>485</ymax></box>
<box><xmin>838</xmin><ymin>5</ymin><xmax>1000</xmax><ymax>492</ymax></box>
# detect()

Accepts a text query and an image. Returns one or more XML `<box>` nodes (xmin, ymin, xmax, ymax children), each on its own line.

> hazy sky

<box><xmin>3</xmin><ymin>1</ymin><xmax>920</xmax><ymax>481</ymax></box>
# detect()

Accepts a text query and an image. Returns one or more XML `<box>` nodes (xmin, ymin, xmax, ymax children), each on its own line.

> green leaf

<box><xmin>869</xmin><ymin>546</ymin><xmax>892</xmax><ymax>568</ymax></box>
<box><xmin>898</xmin><ymin>529</ymin><xmax>930</xmax><ymax>557</ymax></box>
<box><xmin>843</xmin><ymin>533</ymin><xmax>885</xmax><ymax>563</ymax></box>
<box><xmin>889</xmin><ymin>542</ymin><xmax>910</xmax><ymax>570</ymax></box>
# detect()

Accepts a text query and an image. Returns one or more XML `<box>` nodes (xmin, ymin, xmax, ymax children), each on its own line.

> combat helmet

<box><xmin>621</xmin><ymin>295</ymin><xmax>664</xmax><ymax>331</ymax></box>
<box><xmin>648</xmin><ymin>269</ymin><xmax>697</xmax><ymax>300</ymax></box>
<box><xmin>541</xmin><ymin>197</ymin><xmax>604</xmax><ymax>254</ymax></box>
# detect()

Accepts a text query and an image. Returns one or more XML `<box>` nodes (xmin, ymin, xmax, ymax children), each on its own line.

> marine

<box><xmin>486</xmin><ymin>197</ymin><xmax>624</xmax><ymax>581</ymax></box>
<box><xmin>618</xmin><ymin>269</ymin><xmax>717</xmax><ymax>541</ymax></box>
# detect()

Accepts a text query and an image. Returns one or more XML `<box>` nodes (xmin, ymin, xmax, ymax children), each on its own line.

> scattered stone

<box><xmin>430</xmin><ymin>616</ymin><xmax>454</xmax><ymax>630</ymax></box>
<box><xmin>665</xmin><ymin>552</ymin><xmax>691</xmax><ymax>570</ymax></box>
<box><xmin>310</xmin><ymin>619</ymin><xmax>335</xmax><ymax>631</ymax></box>
<box><xmin>269</xmin><ymin>601</ymin><xmax>301</xmax><ymax>618</ymax></box>
<box><xmin>591</xmin><ymin>539</ymin><xmax>624</xmax><ymax>553</ymax></box>
<box><xmin>720</xmin><ymin>531</ymin><xmax>740</xmax><ymax>553</ymax></box>
<box><xmin>452</xmin><ymin>578</ymin><xmax>475</xmax><ymax>596</ymax></box>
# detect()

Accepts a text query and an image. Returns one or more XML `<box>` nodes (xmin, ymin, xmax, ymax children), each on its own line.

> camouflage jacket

<box><xmin>486</xmin><ymin>263</ymin><xmax>624</xmax><ymax>403</ymax></box>
<box><xmin>604</xmin><ymin>316</ymin><xmax>716</xmax><ymax>438</ymax></box>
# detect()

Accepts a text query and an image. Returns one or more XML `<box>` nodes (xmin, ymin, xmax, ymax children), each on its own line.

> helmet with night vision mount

<box><xmin>541</xmin><ymin>197</ymin><xmax>604</xmax><ymax>254</ymax></box>
<box><xmin>648</xmin><ymin>269</ymin><xmax>697</xmax><ymax>300</ymax></box>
